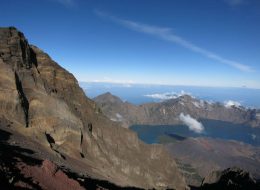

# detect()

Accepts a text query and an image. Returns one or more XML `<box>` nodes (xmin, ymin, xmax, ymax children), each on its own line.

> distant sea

<box><xmin>80</xmin><ymin>82</ymin><xmax>260</xmax><ymax>109</ymax></box>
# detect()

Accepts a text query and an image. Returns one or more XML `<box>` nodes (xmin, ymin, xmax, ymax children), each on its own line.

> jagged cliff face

<box><xmin>94</xmin><ymin>93</ymin><xmax>260</xmax><ymax>128</ymax></box>
<box><xmin>0</xmin><ymin>27</ymin><xmax>187</xmax><ymax>189</ymax></box>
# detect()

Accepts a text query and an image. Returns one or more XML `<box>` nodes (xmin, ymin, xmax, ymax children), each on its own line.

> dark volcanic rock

<box><xmin>0</xmin><ymin>27</ymin><xmax>187</xmax><ymax>190</ymax></box>
<box><xmin>0</xmin><ymin>27</ymin><xmax>34</xmax><ymax>69</ymax></box>
<box><xmin>201</xmin><ymin>167</ymin><xmax>260</xmax><ymax>190</ymax></box>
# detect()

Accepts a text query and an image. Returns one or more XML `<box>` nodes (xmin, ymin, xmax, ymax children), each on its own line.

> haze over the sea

<box><xmin>81</xmin><ymin>82</ymin><xmax>260</xmax><ymax>108</ymax></box>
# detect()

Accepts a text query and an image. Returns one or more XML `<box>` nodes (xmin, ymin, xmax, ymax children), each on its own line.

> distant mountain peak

<box><xmin>94</xmin><ymin>92</ymin><xmax>124</xmax><ymax>104</ymax></box>
<box><xmin>94</xmin><ymin>92</ymin><xmax>260</xmax><ymax>128</ymax></box>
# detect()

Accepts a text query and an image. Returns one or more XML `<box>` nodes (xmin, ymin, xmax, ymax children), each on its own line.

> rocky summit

<box><xmin>0</xmin><ymin>27</ymin><xmax>187</xmax><ymax>190</ymax></box>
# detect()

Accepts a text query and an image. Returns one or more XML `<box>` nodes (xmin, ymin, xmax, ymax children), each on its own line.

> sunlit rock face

<box><xmin>0</xmin><ymin>27</ymin><xmax>187</xmax><ymax>190</ymax></box>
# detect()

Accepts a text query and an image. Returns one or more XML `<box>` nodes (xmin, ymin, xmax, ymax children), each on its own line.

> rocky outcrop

<box><xmin>15</xmin><ymin>160</ymin><xmax>85</xmax><ymax>190</ymax></box>
<box><xmin>0</xmin><ymin>27</ymin><xmax>187</xmax><ymax>189</ymax></box>
<box><xmin>201</xmin><ymin>167</ymin><xmax>260</xmax><ymax>190</ymax></box>
<box><xmin>94</xmin><ymin>92</ymin><xmax>147</xmax><ymax>128</ymax></box>
<box><xmin>94</xmin><ymin>93</ymin><xmax>260</xmax><ymax>128</ymax></box>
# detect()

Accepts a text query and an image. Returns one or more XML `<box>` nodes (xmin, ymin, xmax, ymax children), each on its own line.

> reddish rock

<box><xmin>17</xmin><ymin>159</ymin><xmax>85</xmax><ymax>190</ymax></box>
<box><xmin>14</xmin><ymin>181</ymin><xmax>34</xmax><ymax>189</ymax></box>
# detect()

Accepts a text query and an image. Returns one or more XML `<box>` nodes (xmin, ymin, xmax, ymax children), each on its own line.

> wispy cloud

<box><xmin>224</xmin><ymin>0</ymin><xmax>245</xmax><ymax>7</ymax></box>
<box><xmin>50</xmin><ymin>0</ymin><xmax>76</xmax><ymax>7</ymax></box>
<box><xmin>144</xmin><ymin>90</ymin><xmax>191</xmax><ymax>100</ymax></box>
<box><xmin>179</xmin><ymin>113</ymin><xmax>205</xmax><ymax>133</ymax></box>
<box><xmin>95</xmin><ymin>10</ymin><xmax>254</xmax><ymax>72</ymax></box>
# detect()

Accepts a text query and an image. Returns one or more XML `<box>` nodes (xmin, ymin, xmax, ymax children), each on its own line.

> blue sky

<box><xmin>1</xmin><ymin>0</ymin><xmax>260</xmax><ymax>88</ymax></box>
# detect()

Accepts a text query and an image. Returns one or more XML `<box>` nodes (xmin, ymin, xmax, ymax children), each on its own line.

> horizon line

<box><xmin>79</xmin><ymin>80</ymin><xmax>260</xmax><ymax>90</ymax></box>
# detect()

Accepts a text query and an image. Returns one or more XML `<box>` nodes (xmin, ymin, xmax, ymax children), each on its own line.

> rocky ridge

<box><xmin>94</xmin><ymin>93</ymin><xmax>260</xmax><ymax>128</ymax></box>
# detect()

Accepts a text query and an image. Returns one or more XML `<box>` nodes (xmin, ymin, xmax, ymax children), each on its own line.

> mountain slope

<box><xmin>94</xmin><ymin>93</ymin><xmax>260</xmax><ymax>128</ymax></box>
<box><xmin>166</xmin><ymin>137</ymin><xmax>260</xmax><ymax>186</ymax></box>
<box><xmin>94</xmin><ymin>92</ymin><xmax>147</xmax><ymax>128</ymax></box>
<box><xmin>0</xmin><ymin>27</ymin><xmax>187</xmax><ymax>190</ymax></box>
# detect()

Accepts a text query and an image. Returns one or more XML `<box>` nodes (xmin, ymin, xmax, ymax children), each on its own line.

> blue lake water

<box><xmin>81</xmin><ymin>82</ymin><xmax>260</xmax><ymax>108</ymax></box>
<box><xmin>130</xmin><ymin>119</ymin><xmax>260</xmax><ymax>146</ymax></box>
